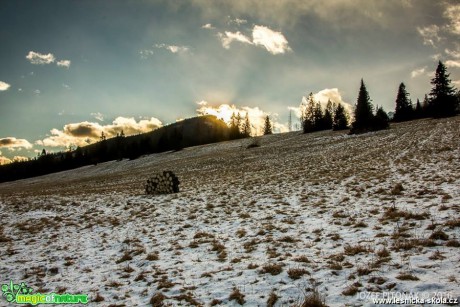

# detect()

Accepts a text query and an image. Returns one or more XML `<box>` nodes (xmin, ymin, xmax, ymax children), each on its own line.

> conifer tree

<box><xmin>241</xmin><ymin>113</ymin><xmax>251</xmax><ymax>137</ymax></box>
<box><xmin>394</xmin><ymin>82</ymin><xmax>413</xmax><ymax>122</ymax></box>
<box><xmin>323</xmin><ymin>99</ymin><xmax>334</xmax><ymax>130</ymax></box>
<box><xmin>263</xmin><ymin>115</ymin><xmax>273</xmax><ymax>135</ymax></box>
<box><xmin>429</xmin><ymin>61</ymin><xmax>458</xmax><ymax>117</ymax></box>
<box><xmin>414</xmin><ymin>99</ymin><xmax>423</xmax><ymax>119</ymax></box>
<box><xmin>332</xmin><ymin>103</ymin><xmax>348</xmax><ymax>130</ymax></box>
<box><xmin>373</xmin><ymin>106</ymin><xmax>390</xmax><ymax>130</ymax></box>
<box><xmin>313</xmin><ymin>100</ymin><xmax>323</xmax><ymax>131</ymax></box>
<box><xmin>351</xmin><ymin>79</ymin><xmax>374</xmax><ymax>133</ymax></box>
<box><xmin>229</xmin><ymin>112</ymin><xmax>240</xmax><ymax>139</ymax></box>
<box><xmin>303</xmin><ymin>93</ymin><xmax>316</xmax><ymax>133</ymax></box>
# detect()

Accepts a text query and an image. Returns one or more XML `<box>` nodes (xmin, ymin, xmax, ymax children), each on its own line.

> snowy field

<box><xmin>1</xmin><ymin>117</ymin><xmax>459</xmax><ymax>306</ymax></box>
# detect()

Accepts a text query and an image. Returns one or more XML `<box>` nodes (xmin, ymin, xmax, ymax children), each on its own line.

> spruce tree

<box><xmin>229</xmin><ymin>112</ymin><xmax>240</xmax><ymax>139</ymax></box>
<box><xmin>333</xmin><ymin>103</ymin><xmax>348</xmax><ymax>130</ymax></box>
<box><xmin>303</xmin><ymin>93</ymin><xmax>316</xmax><ymax>133</ymax></box>
<box><xmin>415</xmin><ymin>98</ymin><xmax>423</xmax><ymax>119</ymax></box>
<box><xmin>394</xmin><ymin>82</ymin><xmax>413</xmax><ymax>122</ymax></box>
<box><xmin>313</xmin><ymin>100</ymin><xmax>324</xmax><ymax>131</ymax></box>
<box><xmin>241</xmin><ymin>113</ymin><xmax>251</xmax><ymax>137</ymax></box>
<box><xmin>373</xmin><ymin>106</ymin><xmax>390</xmax><ymax>130</ymax></box>
<box><xmin>429</xmin><ymin>61</ymin><xmax>458</xmax><ymax>117</ymax></box>
<box><xmin>351</xmin><ymin>79</ymin><xmax>374</xmax><ymax>133</ymax></box>
<box><xmin>323</xmin><ymin>99</ymin><xmax>334</xmax><ymax>130</ymax></box>
<box><xmin>263</xmin><ymin>115</ymin><xmax>273</xmax><ymax>135</ymax></box>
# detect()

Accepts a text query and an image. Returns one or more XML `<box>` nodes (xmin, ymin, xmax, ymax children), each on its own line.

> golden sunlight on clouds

<box><xmin>196</xmin><ymin>101</ymin><xmax>287</xmax><ymax>135</ymax></box>
<box><xmin>36</xmin><ymin>117</ymin><xmax>163</xmax><ymax>148</ymax></box>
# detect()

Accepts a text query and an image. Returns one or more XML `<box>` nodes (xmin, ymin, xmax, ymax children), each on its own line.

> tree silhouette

<box><xmin>429</xmin><ymin>61</ymin><xmax>458</xmax><ymax>117</ymax></box>
<box><xmin>373</xmin><ymin>106</ymin><xmax>390</xmax><ymax>130</ymax></box>
<box><xmin>333</xmin><ymin>103</ymin><xmax>348</xmax><ymax>130</ymax></box>
<box><xmin>263</xmin><ymin>115</ymin><xmax>273</xmax><ymax>135</ymax></box>
<box><xmin>351</xmin><ymin>79</ymin><xmax>374</xmax><ymax>133</ymax></box>
<box><xmin>241</xmin><ymin>113</ymin><xmax>251</xmax><ymax>137</ymax></box>
<box><xmin>302</xmin><ymin>93</ymin><xmax>316</xmax><ymax>133</ymax></box>
<box><xmin>323</xmin><ymin>99</ymin><xmax>334</xmax><ymax>130</ymax></box>
<box><xmin>394</xmin><ymin>82</ymin><xmax>413</xmax><ymax>122</ymax></box>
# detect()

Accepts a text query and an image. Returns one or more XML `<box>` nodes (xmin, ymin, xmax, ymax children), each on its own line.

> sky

<box><xmin>0</xmin><ymin>0</ymin><xmax>459</xmax><ymax>163</ymax></box>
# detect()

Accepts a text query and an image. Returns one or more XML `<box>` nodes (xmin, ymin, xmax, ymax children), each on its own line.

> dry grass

<box><xmin>260</xmin><ymin>263</ymin><xmax>283</xmax><ymax>275</ymax></box>
<box><xmin>229</xmin><ymin>287</ymin><xmax>245</xmax><ymax>305</ymax></box>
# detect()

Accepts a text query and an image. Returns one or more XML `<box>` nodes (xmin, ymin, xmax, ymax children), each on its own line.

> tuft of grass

<box><xmin>396</xmin><ymin>272</ymin><xmax>419</xmax><ymax>281</ymax></box>
<box><xmin>146</xmin><ymin>252</ymin><xmax>159</xmax><ymax>261</ymax></box>
<box><xmin>445</xmin><ymin>218</ymin><xmax>460</xmax><ymax>228</ymax></box>
<box><xmin>429</xmin><ymin>229</ymin><xmax>449</xmax><ymax>241</ymax></box>
<box><xmin>287</xmin><ymin>267</ymin><xmax>308</xmax><ymax>280</ymax></box>
<box><xmin>446</xmin><ymin>239</ymin><xmax>460</xmax><ymax>247</ymax></box>
<box><xmin>344</xmin><ymin>244</ymin><xmax>369</xmax><ymax>256</ymax></box>
<box><xmin>116</xmin><ymin>252</ymin><xmax>132</xmax><ymax>264</ymax></box>
<box><xmin>229</xmin><ymin>287</ymin><xmax>245</xmax><ymax>305</ymax></box>
<box><xmin>391</xmin><ymin>183</ymin><xmax>404</xmax><ymax>195</ymax></box>
<box><xmin>260</xmin><ymin>263</ymin><xmax>283</xmax><ymax>275</ymax></box>
<box><xmin>150</xmin><ymin>292</ymin><xmax>167</xmax><ymax>306</ymax></box>
<box><xmin>297</xmin><ymin>288</ymin><xmax>327</xmax><ymax>307</ymax></box>
<box><xmin>267</xmin><ymin>290</ymin><xmax>279</xmax><ymax>307</ymax></box>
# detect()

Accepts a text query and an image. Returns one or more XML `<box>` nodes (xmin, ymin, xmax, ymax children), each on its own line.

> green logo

<box><xmin>1</xmin><ymin>281</ymin><xmax>88</xmax><ymax>305</ymax></box>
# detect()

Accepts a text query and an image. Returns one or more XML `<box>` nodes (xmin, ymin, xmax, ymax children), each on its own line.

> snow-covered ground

<box><xmin>1</xmin><ymin>117</ymin><xmax>459</xmax><ymax>306</ymax></box>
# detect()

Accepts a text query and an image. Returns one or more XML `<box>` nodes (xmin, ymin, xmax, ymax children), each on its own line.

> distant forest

<box><xmin>0</xmin><ymin>61</ymin><xmax>458</xmax><ymax>183</ymax></box>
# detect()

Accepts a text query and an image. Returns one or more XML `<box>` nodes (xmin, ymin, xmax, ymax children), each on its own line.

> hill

<box><xmin>0</xmin><ymin>116</ymin><xmax>459</xmax><ymax>306</ymax></box>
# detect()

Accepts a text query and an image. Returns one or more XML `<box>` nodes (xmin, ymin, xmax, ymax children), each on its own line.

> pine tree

<box><xmin>333</xmin><ymin>103</ymin><xmax>348</xmax><ymax>130</ymax></box>
<box><xmin>429</xmin><ymin>61</ymin><xmax>458</xmax><ymax>117</ymax></box>
<box><xmin>303</xmin><ymin>93</ymin><xmax>316</xmax><ymax>133</ymax></box>
<box><xmin>415</xmin><ymin>98</ymin><xmax>423</xmax><ymax>119</ymax></box>
<box><xmin>263</xmin><ymin>115</ymin><xmax>273</xmax><ymax>135</ymax></box>
<box><xmin>229</xmin><ymin>112</ymin><xmax>240</xmax><ymax>139</ymax></box>
<box><xmin>313</xmin><ymin>100</ymin><xmax>323</xmax><ymax>131</ymax></box>
<box><xmin>241</xmin><ymin>113</ymin><xmax>251</xmax><ymax>137</ymax></box>
<box><xmin>351</xmin><ymin>79</ymin><xmax>374</xmax><ymax>133</ymax></box>
<box><xmin>394</xmin><ymin>82</ymin><xmax>413</xmax><ymax>122</ymax></box>
<box><xmin>373</xmin><ymin>106</ymin><xmax>389</xmax><ymax>130</ymax></box>
<box><xmin>323</xmin><ymin>99</ymin><xmax>334</xmax><ymax>130</ymax></box>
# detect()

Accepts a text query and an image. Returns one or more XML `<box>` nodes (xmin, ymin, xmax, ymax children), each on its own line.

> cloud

<box><xmin>196</xmin><ymin>101</ymin><xmax>287</xmax><ymax>135</ymax></box>
<box><xmin>445</xmin><ymin>48</ymin><xmax>460</xmax><ymax>58</ymax></box>
<box><xmin>417</xmin><ymin>25</ymin><xmax>441</xmax><ymax>47</ymax></box>
<box><xmin>228</xmin><ymin>18</ymin><xmax>247</xmax><ymax>25</ymax></box>
<box><xmin>57</xmin><ymin>59</ymin><xmax>71</xmax><ymax>68</ymax></box>
<box><xmin>252</xmin><ymin>25</ymin><xmax>291</xmax><ymax>54</ymax></box>
<box><xmin>289</xmin><ymin>88</ymin><xmax>352</xmax><ymax>120</ymax></box>
<box><xmin>91</xmin><ymin>112</ymin><xmax>104</xmax><ymax>121</ymax></box>
<box><xmin>218</xmin><ymin>31</ymin><xmax>253</xmax><ymax>49</ymax></box>
<box><xmin>36</xmin><ymin>116</ymin><xmax>163</xmax><ymax>148</ymax></box>
<box><xmin>411</xmin><ymin>66</ymin><xmax>427</xmax><ymax>78</ymax></box>
<box><xmin>201</xmin><ymin>23</ymin><xmax>215</xmax><ymax>29</ymax></box>
<box><xmin>155</xmin><ymin>44</ymin><xmax>189</xmax><ymax>54</ymax></box>
<box><xmin>0</xmin><ymin>137</ymin><xmax>33</xmax><ymax>149</ymax></box>
<box><xmin>0</xmin><ymin>81</ymin><xmax>11</xmax><ymax>91</ymax></box>
<box><xmin>0</xmin><ymin>155</ymin><xmax>12</xmax><ymax>165</ymax></box>
<box><xmin>13</xmin><ymin>156</ymin><xmax>29</xmax><ymax>163</ymax></box>
<box><xmin>34</xmin><ymin>89</ymin><xmax>41</xmax><ymax>95</ymax></box>
<box><xmin>139</xmin><ymin>49</ymin><xmax>154</xmax><ymax>59</ymax></box>
<box><xmin>26</xmin><ymin>51</ymin><xmax>55</xmax><ymax>64</ymax></box>
<box><xmin>444</xmin><ymin>4</ymin><xmax>460</xmax><ymax>35</ymax></box>
<box><xmin>445</xmin><ymin>60</ymin><xmax>460</xmax><ymax>68</ymax></box>
<box><xmin>217</xmin><ymin>25</ymin><xmax>290</xmax><ymax>55</ymax></box>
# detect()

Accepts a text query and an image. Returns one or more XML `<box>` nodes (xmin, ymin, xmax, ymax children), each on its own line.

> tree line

<box><xmin>299</xmin><ymin>61</ymin><xmax>459</xmax><ymax>135</ymax></box>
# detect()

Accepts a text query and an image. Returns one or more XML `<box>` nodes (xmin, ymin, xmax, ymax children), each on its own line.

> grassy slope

<box><xmin>0</xmin><ymin>117</ymin><xmax>459</xmax><ymax>306</ymax></box>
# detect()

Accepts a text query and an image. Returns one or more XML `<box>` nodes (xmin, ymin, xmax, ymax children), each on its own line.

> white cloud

<box><xmin>218</xmin><ymin>31</ymin><xmax>252</xmax><ymax>49</ymax></box>
<box><xmin>289</xmin><ymin>88</ymin><xmax>352</xmax><ymax>121</ymax></box>
<box><xmin>139</xmin><ymin>49</ymin><xmax>154</xmax><ymax>59</ymax></box>
<box><xmin>0</xmin><ymin>81</ymin><xmax>11</xmax><ymax>91</ymax></box>
<box><xmin>444</xmin><ymin>4</ymin><xmax>460</xmax><ymax>35</ymax></box>
<box><xmin>36</xmin><ymin>116</ymin><xmax>163</xmax><ymax>148</ymax></box>
<box><xmin>57</xmin><ymin>59</ymin><xmax>71</xmax><ymax>68</ymax></box>
<box><xmin>0</xmin><ymin>155</ymin><xmax>12</xmax><ymax>165</ymax></box>
<box><xmin>91</xmin><ymin>112</ymin><xmax>104</xmax><ymax>121</ymax></box>
<box><xmin>155</xmin><ymin>44</ymin><xmax>189</xmax><ymax>54</ymax></box>
<box><xmin>252</xmin><ymin>25</ymin><xmax>291</xmax><ymax>54</ymax></box>
<box><xmin>417</xmin><ymin>25</ymin><xmax>441</xmax><ymax>47</ymax></box>
<box><xmin>445</xmin><ymin>60</ymin><xmax>460</xmax><ymax>68</ymax></box>
<box><xmin>0</xmin><ymin>137</ymin><xmax>33</xmax><ymax>149</ymax></box>
<box><xmin>26</xmin><ymin>51</ymin><xmax>55</xmax><ymax>64</ymax></box>
<box><xmin>196</xmin><ymin>101</ymin><xmax>286</xmax><ymax>135</ymax></box>
<box><xmin>201</xmin><ymin>23</ymin><xmax>215</xmax><ymax>29</ymax></box>
<box><xmin>445</xmin><ymin>48</ymin><xmax>460</xmax><ymax>58</ymax></box>
<box><xmin>62</xmin><ymin>84</ymin><xmax>71</xmax><ymax>90</ymax></box>
<box><xmin>13</xmin><ymin>156</ymin><xmax>29</xmax><ymax>162</ymax></box>
<box><xmin>34</xmin><ymin>89</ymin><xmax>41</xmax><ymax>95</ymax></box>
<box><xmin>411</xmin><ymin>66</ymin><xmax>427</xmax><ymax>78</ymax></box>
<box><xmin>229</xmin><ymin>17</ymin><xmax>247</xmax><ymax>25</ymax></box>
